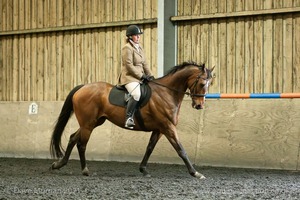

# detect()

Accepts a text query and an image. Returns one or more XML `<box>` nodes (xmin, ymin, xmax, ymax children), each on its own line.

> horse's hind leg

<box><xmin>76</xmin><ymin>127</ymin><xmax>93</xmax><ymax>176</ymax></box>
<box><xmin>139</xmin><ymin>131</ymin><xmax>162</xmax><ymax>177</ymax></box>
<box><xmin>76</xmin><ymin>116</ymin><xmax>106</xmax><ymax>176</ymax></box>
<box><xmin>51</xmin><ymin>130</ymin><xmax>80</xmax><ymax>170</ymax></box>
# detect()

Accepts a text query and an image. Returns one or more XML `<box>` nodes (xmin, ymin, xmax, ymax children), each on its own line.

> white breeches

<box><xmin>125</xmin><ymin>82</ymin><xmax>141</xmax><ymax>101</ymax></box>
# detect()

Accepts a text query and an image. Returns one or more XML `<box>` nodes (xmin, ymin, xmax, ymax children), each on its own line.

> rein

<box><xmin>149</xmin><ymin>74</ymin><xmax>208</xmax><ymax>98</ymax></box>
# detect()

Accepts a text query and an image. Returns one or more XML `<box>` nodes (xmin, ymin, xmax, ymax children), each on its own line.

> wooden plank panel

<box><xmin>18</xmin><ymin>35</ymin><xmax>25</xmax><ymax>100</ymax></box>
<box><xmin>253</xmin><ymin>17</ymin><xmax>263</xmax><ymax>93</ymax></box>
<box><xmin>235</xmin><ymin>18</ymin><xmax>245</xmax><ymax>93</ymax></box>
<box><xmin>226</xmin><ymin>0</ymin><xmax>236</xmax><ymax>93</ymax></box>
<box><xmin>12</xmin><ymin>37</ymin><xmax>19</xmax><ymax>100</ymax></box>
<box><xmin>200</xmin><ymin>22</ymin><xmax>208</xmax><ymax>63</ymax></box>
<box><xmin>208</xmin><ymin>0</ymin><xmax>218</xmax><ymax>77</ymax></box>
<box><xmin>136</xmin><ymin>0</ymin><xmax>143</xmax><ymax>20</ymax></box>
<box><xmin>293</xmin><ymin>14</ymin><xmax>300</xmax><ymax>92</ymax></box>
<box><xmin>6</xmin><ymin>0</ymin><xmax>13</xmax><ymax>31</ymax></box>
<box><xmin>127</xmin><ymin>0</ymin><xmax>135</xmax><ymax>21</ymax></box>
<box><xmin>151</xmin><ymin>26</ymin><xmax>157</xmax><ymax>76</ymax></box>
<box><xmin>263</xmin><ymin>16</ymin><xmax>274</xmax><ymax>92</ymax></box>
<box><xmin>63</xmin><ymin>32</ymin><xmax>72</xmax><ymax>97</ymax></box>
<box><xmin>245</xmin><ymin>0</ymin><xmax>254</xmax><ymax>11</ymax></box>
<box><xmin>85</xmin><ymin>0</ymin><xmax>92</xmax><ymax>24</ymax></box>
<box><xmin>112</xmin><ymin>28</ymin><xmax>121</xmax><ymax>84</ymax></box>
<box><xmin>64</xmin><ymin>0</ymin><xmax>72</xmax><ymax>26</ymax></box>
<box><xmin>0</xmin><ymin>1</ymin><xmax>3</xmax><ymax>31</ymax></box>
<box><xmin>0</xmin><ymin>38</ymin><xmax>3</xmax><ymax>101</ymax></box>
<box><xmin>295</xmin><ymin>0</ymin><xmax>300</xmax><ymax>6</ymax></box>
<box><xmin>37</xmin><ymin>0</ymin><xmax>44</xmax><ymax>100</ymax></box>
<box><xmin>1</xmin><ymin>38</ymin><xmax>7</xmax><ymax>100</ymax></box>
<box><xmin>218</xmin><ymin>20</ymin><xmax>227</xmax><ymax>93</ymax></box>
<box><xmin>90</xmin><ymin>30</ymin><xmax>99</xmax><ymax>82</ymax></box>
<box><xmin>209</xmin><ymin>20</ymin><xmax>219</xmax><ymax>93</ymax></box>
<box><xmin>282</xmin><ymin>0</ymin><xmax>293</xmax><ymax>7</ymax></box>
<box><xmin>273</xmin><ymin>15</ymin><xmax>283</xmax><ymax>92</ymax></box>
<box><xmin>24</xmin><ymin>35</ymin><xmax>31</xmax><ymax>101</ymax></box>
<box><xmin>192</xmin><ymin>0</ymin><xmax>201</xmax><ymax>15</ymax></box>
<box><xmin>244</xmin><ymin>2</ymin><xmax>254</xmax><ymax>93</ymax></box>
<box><xmin>209</xmin><ymin>0</ymin><xmax>218</xmax><ymax>14</ymax></box>
<box><xmin>200</xmin><ymin>0</ymin><xmax>209</xmax><ymax>64</ymax></box>
<box><xmin>84</xmin><ymin>30</ymin><xmax>92</xmax><ymax>83</ymax></box>
<box><xmin>105</xmin><ymin>29</ymin><xmax>113</xmax><ymax>83</ymax></box>
<box><xmin>48</xmin><ymin>33</ymin><xmax>57</xmax><ymax>100</ymax></box>
<box><xmin>235</xmin><ymin>1</ymin><xmax>245</xmax><ymax>93</ymax></box>
<box><xmin>30</xmin><ymin>35</ymin><xmax>37</xmax><ymax>101</ymax></box>
<box><xmin>191</xmin><ymin>23</ymin><xmax>200</xmax><ymax>63</ymax></box>
<box><xmin>99</xmin><ymin>29</ymin><xmax>106</xmax><ymax>81</ymax></box>
<box><xmin>76</xmin><ymin>0</ymin><xmax>83</xmax><ymax>25</ymax></box>
<box><xmin>120</xmin><ymin>0</ymin><xmax>128</xmax><ymax>21</ymax></box>
<box><xmin>37</xmin><ymin>35</ymin><xmax>44</xmax><ymax>100</ymax></box>
<box><xmin>75</xmin><ymin>31</ymin><xmax>83</xmax><ymax>84</ymax></box>
<box><xmin>151</xmin><ymin>0</ymin><xmax>157</xmax><ymax>18</ymax></box>
<box><xmin>235</xmin><ymin>0</ymin><xmax>244</xmax><ymax>11</ymax></box>
<box><xmin>48</xmin><ymin>0</ymin><xmax>56</xmax><ymax>27</ymax></box>
<box><xmin>226</xmin><ymin>18</ymin><xmax>235</xmax><ymax>93</ymax></box>
<box><xmin>91</xmin><ymin>0</ymin><xmax>99</xmax><ymax>23</ymax></box>
<box><xmin>282</xmin><ymin>15</ymin><xmax>293</xmax><ymax>92</ymax></box>
<box><xmin>12</xmin><ymin>0</ymin><xmax>18</xmax><ymax>30</ymax></box>
<box><xmin>18</xmin><ymin>1</ymin><xmax>25</xmax><ymax>100</ymax></box>
<box><xmin>6</xmin><ymin>37</ymin><xmax>13</xmax><ymax>100</ymax></box>
<box><xmin>143</xmin><ymin>24</ymin><xmax>152</xmax><ymax>76</ymax></box>
<box><xmin>56</xmin><ymin>32</ymin><xmax>64</xmax><ymax>100</ymax></box>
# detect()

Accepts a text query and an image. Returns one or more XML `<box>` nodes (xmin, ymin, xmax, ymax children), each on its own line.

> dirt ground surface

<box><xmin>0</xmin><ymin>158</ymin><xmax>299</xmax><ymax>200</ymax></box>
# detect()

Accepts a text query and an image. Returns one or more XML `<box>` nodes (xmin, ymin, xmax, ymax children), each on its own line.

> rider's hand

<box><xmin>141</xmin><ymin>74</ymin><xmax>154</xmax><ymax>82</ymax></box>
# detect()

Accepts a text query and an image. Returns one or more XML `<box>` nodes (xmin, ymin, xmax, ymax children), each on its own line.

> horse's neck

<box><xmin>157</xmin><ymin>70</ymin><xmax>192</xmax><ymax>102</ymax></box>
<box><xmin>161</xmin><ymin>70</ymin><xmax>191</xmax><ymax>91</ymax></box>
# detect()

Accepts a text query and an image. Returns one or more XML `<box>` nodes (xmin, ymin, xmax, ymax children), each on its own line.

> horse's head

<box><xmin>188</xmin><ymin>64</ymin><xmax>215</xmax><ymax>110</ymax></box>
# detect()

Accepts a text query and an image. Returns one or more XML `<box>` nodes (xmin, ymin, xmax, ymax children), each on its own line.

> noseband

<box><xmin>188</xmin><ymin>74</ymin><xmax>209</xmax><ymax>98</ymax></box>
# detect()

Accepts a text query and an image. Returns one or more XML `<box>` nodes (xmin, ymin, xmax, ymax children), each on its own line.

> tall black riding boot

<box><xmin>125</xmin><ymin>98</ymin><xmax>139</xmax><ymax>129</ymax></box>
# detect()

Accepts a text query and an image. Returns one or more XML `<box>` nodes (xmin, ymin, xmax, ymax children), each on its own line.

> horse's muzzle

<box><xmin>194</xmin><ymin>104</ymin><xmax>204</xmax><ymax>110</ymax></box>
<box><xmin>192</xmin><ymin>101</ymin><xmax>204</xmax><ymax>110</ymax></box>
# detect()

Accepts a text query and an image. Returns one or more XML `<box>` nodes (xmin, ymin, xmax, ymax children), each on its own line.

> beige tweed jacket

<box><xmin>118</xmin><ymin>42</ymin><xmax>152</xmax><ymax>85</ymax></box>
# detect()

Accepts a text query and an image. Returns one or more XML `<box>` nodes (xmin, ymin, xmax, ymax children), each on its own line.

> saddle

<box><xmin>108</xmin><ymin>83</ymin><xmax>152</xmax><ymax>130</ymax></box>
<box><xmin>109</xmin><ymin>83</ymin><xmax>151</xmax><ymax>108</ymax></box>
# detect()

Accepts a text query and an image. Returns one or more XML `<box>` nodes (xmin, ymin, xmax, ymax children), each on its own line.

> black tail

<box><xmin>50</xmin><ymin>84</ymin><xmax>84</xmax><ymax>158</ymax></box>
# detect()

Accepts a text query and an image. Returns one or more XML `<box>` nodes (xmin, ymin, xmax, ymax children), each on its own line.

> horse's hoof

<box><xmin>194</xmin><ymin>171</ymin><xmax>206</xmax><ymax>180</ymax></box>
<box><xmin>82</xmin><ymin>167</ymin><xmax>90</xmax><ymax>176</ymax></box>
<box><xmin>51</xmin><ymin>162</ymin><xmax>59</xmax><ymax>170</ymax></box>
<box><xmin>140</xmin><ymin>168</ymin><xmax>151</xmax><ymax>178</ymax></box>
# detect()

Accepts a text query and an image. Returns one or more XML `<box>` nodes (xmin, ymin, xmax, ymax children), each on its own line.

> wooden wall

<box><xmin>0</xmin><ymin>0</ymin><xmax>157</xmax><ymax>101</ymax></box>
<box><xmin>175</xmin><ymin>0</ymin><xmax>300</xmax><ymax>94</ymax></box>
<box><xmin>1</xmin><ymin>0</ymin><xmax>300</xmax><ymax>98</ymax></box>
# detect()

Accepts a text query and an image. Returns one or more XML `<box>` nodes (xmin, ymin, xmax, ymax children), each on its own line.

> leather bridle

<box><xmin>149</xmin><ymin>72</ymin><xmax>210</xmax><ymax>98</ymax></box>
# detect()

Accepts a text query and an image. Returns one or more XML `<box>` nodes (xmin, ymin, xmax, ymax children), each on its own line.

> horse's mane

<box><xmin>165</xmin><ymin>61</ymin><xmax>205</xmax><ymax>76</ymax></box>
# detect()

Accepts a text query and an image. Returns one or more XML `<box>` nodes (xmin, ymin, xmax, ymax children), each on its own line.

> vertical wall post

<box><xmin>157</xmin><ymin>0</ymin><xmax>176</xmax><ymax>77</ymax></box>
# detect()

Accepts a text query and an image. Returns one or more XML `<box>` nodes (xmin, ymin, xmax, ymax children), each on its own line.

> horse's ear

<box><xmin>210</xmin><ymin>66</ymin><xmax>215</xmax><ymax>72</ymax></box>
<box><xmin>200</xmin><ymin>63</ymin><xmax>205</xmax><ymax>70</ymax></box>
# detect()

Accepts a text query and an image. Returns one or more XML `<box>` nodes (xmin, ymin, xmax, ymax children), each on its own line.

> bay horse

<box><xmin>50</xmin><ymin>61</ymin><xmax>214</xmax><ymax>179</ymax></box>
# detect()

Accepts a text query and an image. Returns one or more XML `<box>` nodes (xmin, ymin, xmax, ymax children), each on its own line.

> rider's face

<box><xmin>131</xmin><ymin>34</ymin><xmax>141</xmax><ymax>44</ymax></box>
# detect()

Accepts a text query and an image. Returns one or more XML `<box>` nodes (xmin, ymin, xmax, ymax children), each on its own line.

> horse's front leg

<box><xmin>139</xmin><ymin>131</ymin><xmax>162</xmax><ymax>177</ymax></box>
<box><xmin>165</xmin><ymin>127</ymin><xmax>206</xmax><ymax>179</ymax></box>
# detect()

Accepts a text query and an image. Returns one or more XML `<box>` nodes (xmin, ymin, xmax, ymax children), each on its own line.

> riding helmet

<box><xmin>126</xmin><ymin>25</ymin><xmax>143</xmax><ymax>37</ymax></box>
